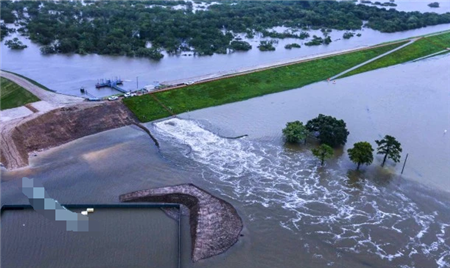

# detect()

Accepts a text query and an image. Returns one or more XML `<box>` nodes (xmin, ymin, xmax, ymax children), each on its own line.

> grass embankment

<box><xmin>1</xmin><ymin>77</ymin><xmax>40</xmax><ymax>110</ymax></box>
<box><xmin>1</xmin><ymin>70</ymin><xmax>53</xmax><ymax>92</ymax></box>
<box><xmin>341</xmin><ymin>32</ymin><xmax>450</xmax><ymax>78</ymax></box>
<box><xmin>124</xmin><ymin>42</ymin><xmax>405</xmax><ymax>122</ymax></box>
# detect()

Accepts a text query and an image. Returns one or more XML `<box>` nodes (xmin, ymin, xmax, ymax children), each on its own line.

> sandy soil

<box><xmin>0</xmin><ymin>101</ymin><xmax>137</xmax><ymax>169</ymax></box>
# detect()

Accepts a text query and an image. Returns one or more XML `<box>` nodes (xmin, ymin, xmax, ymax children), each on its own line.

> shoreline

<box><xmin>125</xmin><ymin>30</ymin><xmax>450</xmax><ymax>122</ymax></box>
<box><xmin>0</xmin><ymin>101</ymin><xmax>138</xmax><ymax>170</ymax></box>
<box><xmin>159</xmin><ymin>40</ymin><xmax>408</xmax><ymax>89</ymax></box>
<box><xmin>2</xmin><ymin>30</ymin><xmax>448</xmax><ymax>171</ymax></box>
<box><xmin>158</xmin><ymin>29</ymin><xmax>450</xmax><ymax>90</ymax></box>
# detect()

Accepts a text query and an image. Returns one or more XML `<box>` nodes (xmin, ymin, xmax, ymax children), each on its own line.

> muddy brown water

<box><xmin>2</xmin><ymin>53</ymin><xmax>449</xmax><ymax>267</ymax></box>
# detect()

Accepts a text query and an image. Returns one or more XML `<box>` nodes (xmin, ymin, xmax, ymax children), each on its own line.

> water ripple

<box><xmin>154</xmin><ymin>118</ymin><xmax>450</xmax><ymax>267</ymax></box>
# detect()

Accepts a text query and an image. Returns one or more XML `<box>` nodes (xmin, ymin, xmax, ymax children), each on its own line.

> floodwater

<box><xmin>2</xmin><ymin>53</ymin><xmax>449</xmax><ymax>267</ymax></box>
<box><xmin>1</xmin><ymin>2</ymin><xmax>449</xmax><ymax>97</ymax></box>
<box><xmin>1</xmin><ymin>208</ymin><xmax>179</xmax><ymax>268</ymax></box>
<box><xmin>366</xmin><ymin>0</ymin><xmax>450</xmax><ymax>14</ymax></box>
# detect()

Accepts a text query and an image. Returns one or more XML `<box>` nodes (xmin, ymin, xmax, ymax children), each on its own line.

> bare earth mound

<box><xmin>119</xmin><ymin>183</ymin><xmax>244</xmax><ymax>262</ymax></box>
<box><xmin>0</xmin><ymin>101</ymin><xmax>137</xmax><ymax>169</ymax></box>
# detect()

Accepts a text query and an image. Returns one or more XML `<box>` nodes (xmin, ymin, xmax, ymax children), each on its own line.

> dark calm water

<box><xmin>2</xmin><ymin>54</ymin><xmax>449</xmax><ymax>267</ymax></box>
<box><xmin>1</xmin><ymin>208</ymin><xmax>179</xmax><ymax>268</ymax></box>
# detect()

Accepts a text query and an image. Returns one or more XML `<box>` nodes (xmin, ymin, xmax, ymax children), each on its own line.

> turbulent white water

<box><xmin>154</xmin><ymin>118</ymin><xmax>450</xmax><ymax>267</ymax></box>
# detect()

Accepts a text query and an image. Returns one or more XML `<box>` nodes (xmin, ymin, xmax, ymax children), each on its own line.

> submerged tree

<box><xmin>375</xmin><ymin>135</ymin><xmax>402</xmax><ymax>167</ymax></box>
<box><xmin>7</xmin><ymin>1</ymin><xmax>450</xmax><ymax>57</ymax></box>
<box><xmin>282</xmin><ymin>121</ymin><xmax>308</xmax><ymax>144</ymax></box>
<box><xmin>258</xmin><ymin>40</ymin><xmax>276</xmax><ymax>51</ymax></box>
<box><xmin>229</xmin><ymin>40</ymin><xmax>252</xmax><ymax>51</ymax></box>
<box><xmin>428</xmin><ymin>2</ymin><xmax>439</xmax><ymax>8</ymax></box>
<box><xmin>306</xmin><ymin>114</ymin><xmax>350</xmax><ymax>147</ymax></box>
<box><xmin>5</xmin><ymin>38</ymin><xmax>27</xmax><ymax>50</ymax></box>
<box><xmin>312</xmin><ymin>144</ymin><xmax>334</xmax><ymax>166</ymax></box>
<box><xmin>284</xmin><ymin>43</ymin><xmax>301</xmax><ymax>49</ymax></box>
<box><xmin>347</xmin><ymin>142</ymin><xmax>374</xmax><ymax>170</ymax></box>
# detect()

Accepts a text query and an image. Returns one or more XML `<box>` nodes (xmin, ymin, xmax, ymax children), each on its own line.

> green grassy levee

<box><xmin>341</xmin><ymin>32</ymin><xmax>450</xmax><ymax>78</ymax></box>
<box><xmin>124</xmin><ymin>42</ymin><xmax>405</xmax><ymax>122</ymax></box>
<box><xmin>1</xmin><ymin>77</ymin><xmax>40</xmax><ymax>110</ymax></box>
<box><xmin>1</xmin><ymin>69</ymin><xmax>53</xmax><ymax>92</ymax></box>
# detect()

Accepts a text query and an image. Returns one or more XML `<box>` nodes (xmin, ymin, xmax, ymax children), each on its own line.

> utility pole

<box><xmin>401</xmin><ymin>153</ymin><xmax>409</xmax><ymax>175</ymax></box>
<box><xmin>136</xmin><ymin>76</ymin><xmax>139</xmax><ymax>90</ymax></box>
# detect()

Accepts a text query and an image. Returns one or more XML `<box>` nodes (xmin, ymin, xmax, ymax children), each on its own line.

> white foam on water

<box><xmin>154</xmin><ymin>118</ymin><xmax>450</xmax><ymax>267</ymax></box>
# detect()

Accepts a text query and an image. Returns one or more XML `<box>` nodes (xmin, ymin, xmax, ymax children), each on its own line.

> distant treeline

<box><xmin>1</xmin><ymin>0</ymin><xmax>450</xmax><ymax>59</ymax></box>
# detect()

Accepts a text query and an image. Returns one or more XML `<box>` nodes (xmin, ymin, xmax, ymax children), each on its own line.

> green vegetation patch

<box><xmin>4</xmin><ymin>1</ymin><xmax>450</xmax><ymax>57</ymax></box>
<box><xmin>1</xmin><ymin>77</ymin><xmax>40</xmax><ymax>110</ymax></box>
<box><xmin>341</xmin><ymin>32</ymin><xmax>450</xmax><ymax>78</ymax></box>
<box><xmin>124</xmin><ymin>42</ymin><xmax>405</xmax><ymax>122</ymax></box>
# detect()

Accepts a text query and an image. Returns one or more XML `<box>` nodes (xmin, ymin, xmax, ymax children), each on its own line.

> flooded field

<box><xmin>2</xmin><ymin>53</ymin><xmax>449</xmax><ymax>267</ymax></box>
<box><xmin>1</xmin><ymin>3</ymin><xmax>449</xmax><ymax>98</ymax></box>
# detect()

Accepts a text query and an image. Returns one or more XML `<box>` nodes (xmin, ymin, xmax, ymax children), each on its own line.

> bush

<box><xmin>299</xmin><ymin>32</ymin><xmax>310</xmax><ymax>39</ymax></box>
<box><xmin>135</xmin><ymin>47</ymin><xmax>164</xmax><ymax>60</ymax></box>
<box><xmin>40</xmin><ymin>45</ymin><xmax>57</xmax><ymax>55</ymax></box>
<box><xmin>229</xmin><ymin>40</ymin><xmax>252</xmax><ymax>51</ymax></box>
<box><xmin>284</xmin><ymin>43</ymin><xmax>301</xmax><ymax>49</ymax></box>
<box><xmin>305</xmin><ymin>35</ymin><xmax>331</xmax><ymax>46</ymax></box>
<box><xmin>258</xmin><ymin>40</ymin><xmax>276</xmax><ymax>51</ymax></box>
<box><xmin>428</xmin><ymin>2</ymin><xmax>439</xmax><ymax>8</ymax></box>
<box><xmin>5</xmin><ymin>37</ymin><xmax>27</xmax><ymax>49</ymax></box>
<box><xmin>343</xmin><ymin>32</ymin><xmax>355</xmax><ymax>39</ymax></box>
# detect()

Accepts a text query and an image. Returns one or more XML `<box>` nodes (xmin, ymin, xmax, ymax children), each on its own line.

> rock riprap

<box><xmin>119</xmin><ymin>183</ymin><xmax>243</xmax><ymax>262</ymax></box>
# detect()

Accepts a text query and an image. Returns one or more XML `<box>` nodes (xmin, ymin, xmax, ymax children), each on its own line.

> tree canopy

<box><xmin>284</xmin><ymin>43</ymin><xmax>301</xmax><ymax>49</ymax></box>
<box><xmin>282</xmin><ymin>121</ymin><xmax>308</xmax><ymax>144</ymax></box>
<box><xmin>258</xmin><ymin>40</ymin><xmax>276</xmax><ymax>51</ymax></box>
<box><xmin>375</xmin><ymin>135</ymin><xmax>402</xmax><ymax>167</ymax></box>
<box><xmin>229</xmin><ymin>41</ymin><xmax>252</xmax><ymax>51</ymax></box>
<box><xmin>347</xmin><ymin>141</ymin><xmax>374</xmax><ymax>170</ymax></box>
<box><xmin>305</xmin><ymin>35</ymin><xmax>332</xmax><ymax>46</ymax></box>
<box><xmin>428</xmin><ymin>2</ymin><xmax>440</xmax><ymax>8</ymax></box>
<box><xmin>0</xmin><ymin>3</ymin><xmax>15</xmax><ymax>23</ymax></box>
<box><xmin>2</xmin><ymin>0</ymin><xmax>450</xmax><ymax>58</ymax></box>
<box><xmin>306</xmin><ymin>114</ymin><xmax>350</xmax><ymax>147</ymax></box>
<box><xmin>5</xmin><ymin>38</ymin><xmax>27</xmax><ymax>50</ymax></box>
<box><xmin>1</xmin><ymin>23</ymin><xmax>15</xmax><ymax>41</ymax></box>
<box><xmin>312</xmin><ymin>144</ymin><xmax>334</xmax><ymax>166</ymax></box>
